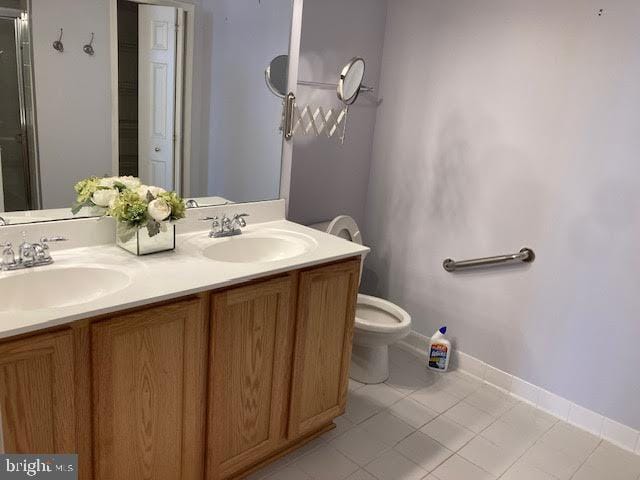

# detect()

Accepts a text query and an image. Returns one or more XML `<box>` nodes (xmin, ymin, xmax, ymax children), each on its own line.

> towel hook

<box><xmin>52</xmin><ymin>28</ymin><xmax>64</xmax><ymax>52</ymax></box>
<box><xmin>83</xmin><ymin>32</ymin><xmax>95</xmax><ymax>56</ymax></box>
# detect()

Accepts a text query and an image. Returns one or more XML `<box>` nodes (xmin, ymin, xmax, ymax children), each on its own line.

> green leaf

<box><xmin>113</xmin><ymin>181</ymin><xmax>127</xmax><ymax>192</ymax></box>
<box><xmin>71</xmin><ymin>202</ymin><xmax>84</xmax><ymax>215</ymax></box>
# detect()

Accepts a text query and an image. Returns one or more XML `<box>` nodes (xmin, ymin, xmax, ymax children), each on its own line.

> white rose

<box><xmin>92</xmin><ymin>188</ymin><xmax>118</xmax><ymax>207</ymax></box>
<box><xmin>99</xmin><ymin>177</ymin><xmax>117</xmax><ymax>188</ymax></box>
<box><xmin>117</xmin><ymin>176</ymin><xmax>141</xmax><ymax>190</ymax></box>
<box><xmin>148</xmin><ymin>198</ymin><xmax>171</xmax><ymax>222</ymax></box>
<box><xmin>137</xmin><ymin>185</ymin><xmax>166</xmax><ymax>199</ymax></box>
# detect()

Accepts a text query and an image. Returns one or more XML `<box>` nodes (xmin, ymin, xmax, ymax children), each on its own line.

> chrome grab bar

<box><xmin>443</xmin><ymin>248</ymin><xmax>535</xmax><ymax>272</ymax></box>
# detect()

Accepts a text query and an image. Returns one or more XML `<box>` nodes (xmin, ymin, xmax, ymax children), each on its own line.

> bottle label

<box><xmin>428</xmin><ymin>343</ymin><xmax>448</xmax><ymax>370</ymax></box>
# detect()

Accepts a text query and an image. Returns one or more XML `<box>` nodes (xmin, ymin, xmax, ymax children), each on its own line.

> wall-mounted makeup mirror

<box><xmin>0</xmin><ymin>0</ymin><xmax>302</xmax><ymax>226</ymax></box>
<box><xmin>265</xmin><ymin>54</ymin><xmax>289</xmax><ymax>98</ymax></box>
<box><xmin>337</xmin><ymin>57</ymin><xmax>365</xmax><ymax>105</ymax></box>
<box><xmin>270</xmin><ymin>55</ymin><xmax>370</xmax><ymax>103</ymax></box>
<box><xmin>268</xmin><ymin>55</ymin><xmax>372</xmax><ymax>144</ymax></box>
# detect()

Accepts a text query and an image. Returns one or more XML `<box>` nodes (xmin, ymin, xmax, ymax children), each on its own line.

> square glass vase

<box><xmin>116</xmin><ymin>222</ymin><xmax>175</xmax><ymax>256</ymax></box>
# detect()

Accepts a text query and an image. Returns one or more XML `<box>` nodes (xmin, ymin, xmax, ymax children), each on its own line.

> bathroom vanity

<box><xmin>0</xmin><ymin>207</ymin><xmax>367</xmax><ymax>480</ymax></box>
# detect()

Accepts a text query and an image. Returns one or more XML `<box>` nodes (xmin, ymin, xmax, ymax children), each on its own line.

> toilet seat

<box><xmin>356</xmin><ymin>294</ymin><xmax>411</xmax><ymax>334</ymax></box>
<box><xmin>327</xmin><ymin>215</ymin><xmax>362</xmax><ymax>245</ymax></box>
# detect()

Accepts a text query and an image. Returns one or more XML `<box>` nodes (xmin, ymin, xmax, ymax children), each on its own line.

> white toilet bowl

<box><xmin>351</xmin><ymin>294</ymin><xmax>412</xmax><ymax>384</ymax></box>
<box><xmin>310</xmin><ymin>216</ymin><xmax>412</xmax><ymax>384</ymax></box>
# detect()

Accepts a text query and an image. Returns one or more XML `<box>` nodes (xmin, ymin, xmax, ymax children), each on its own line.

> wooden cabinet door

<box><xmin>207</xmin><ymin>275</ymin><xmax>295</xmax><ymax>480</ymax></box>
<box><xmin>0</xmin><ymin>330</ymin><xmax>76</xmax><ymax>453</ymax></box>
<box><xmin>289</xmin><ymin>259</ymin><xmax>360</xmax><ymax>438</ymax></box>
<box><xmin>92</xmin><ymin>297</ymin><xmax>208</xmax><ymax>480</ymax></box>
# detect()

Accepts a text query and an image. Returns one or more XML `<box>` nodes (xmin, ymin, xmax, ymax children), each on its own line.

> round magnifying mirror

<box><xmin>265</xmin><ymin>54</ymin><xmax>289</xmax><ymax>98</ymax></box>
<box><xmin>337</xmin><ymin>57</ymin><xmax>366</xmax><ymax>105</ymax></box>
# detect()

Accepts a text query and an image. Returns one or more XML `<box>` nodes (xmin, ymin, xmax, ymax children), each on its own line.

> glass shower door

<box><xmin>0</xmin><ymin>16</ymin><xmax>30</xmax><ymax>211</ymax></box>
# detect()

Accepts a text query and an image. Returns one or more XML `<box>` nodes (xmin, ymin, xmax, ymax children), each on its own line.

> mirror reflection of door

<box><xmin>117</xmin><ymin>0</ymin><xmax>184</xmax><ymax>191</ymax></box>
<box><xmin>0</xmin><ymin>9</ymin><xmax>36</xmax><ymax>211</ymax></box>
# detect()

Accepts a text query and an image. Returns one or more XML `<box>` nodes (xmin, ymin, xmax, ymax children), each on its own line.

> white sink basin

<box><xmin>201</xmin><ymin>230</ymin><xmax>317</xmax><ymax>263</ymax></box>
<box><xmin>0</xmin><ymin>267</ymin><xmax>131</xmax><ymax>313</ymax></box>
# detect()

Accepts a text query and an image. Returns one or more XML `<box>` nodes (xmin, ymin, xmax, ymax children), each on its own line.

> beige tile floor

<box><xmin>248</xmin><ymin>347</ymin><xmax>640</xmax><ymax>480</ymax></box>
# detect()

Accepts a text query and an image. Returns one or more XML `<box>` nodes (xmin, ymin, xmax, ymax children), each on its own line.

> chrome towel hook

<box><xmin>52</xmin><ymin>28</ymin><xmax>64</xmax><ymax>52</ymax></box>
<box><xmin>83</xmin><ymin>32</ymin><xmax>95</xmax><ymax>56</ymax></box>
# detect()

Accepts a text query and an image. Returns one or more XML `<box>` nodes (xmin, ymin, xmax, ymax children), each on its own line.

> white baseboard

<box><xmin>396</xmin><ymin>330</ymin><xmax>640</xmax><ymax>455</ymax></box>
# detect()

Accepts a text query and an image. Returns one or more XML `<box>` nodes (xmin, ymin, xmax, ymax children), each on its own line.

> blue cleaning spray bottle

<box><xmin>427</xmin><ymin>326</ymin><xmax>451</xmax><ymax>372</ymax></box>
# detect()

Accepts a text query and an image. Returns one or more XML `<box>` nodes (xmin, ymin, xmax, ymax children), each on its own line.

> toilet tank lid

<box><xmin>327</xmin><ymin>215</ymin><xmax>362</xmax><ymax>245</ymax></box>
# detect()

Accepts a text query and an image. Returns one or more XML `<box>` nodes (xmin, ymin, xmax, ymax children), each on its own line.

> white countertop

<box><xmin>0</xmin><ymin>220</ymin><xmax>369</xmax><ymax>340</ymax></box>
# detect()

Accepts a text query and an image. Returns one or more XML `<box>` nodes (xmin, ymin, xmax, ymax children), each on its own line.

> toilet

<box><xmin>312</xmin><ymin>216</ymin><xmax>412</xmax><ymax>384</ymax></box>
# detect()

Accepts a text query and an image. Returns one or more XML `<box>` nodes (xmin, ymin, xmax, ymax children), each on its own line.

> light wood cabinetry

<box><xmin>92</xmin><ymin>296</ymin><xmax>209</xmax><ymax>480</ymax></box>
<box><xmin>206</xmin><ymin>275</ymin><xmax>296</xmax><ymax>480</ymax></box>
<box><xmin>289</xmin><ymin>260</ymin><xmax>360</xmax><ymax>438</ymax></box>
<box><xmin>0</xmin><ymin>257</ymin><xmax>360</xmax><ymax>480</ymax></box>
<box><xmin>0</xmin><ymin>330</ymin><xmax>76</xmax><ymax>454</ymax></box>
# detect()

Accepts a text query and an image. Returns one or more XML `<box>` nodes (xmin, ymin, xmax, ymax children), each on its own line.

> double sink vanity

<box><xmin>0</xmin><ymin>201</ymin><xmax>369</xmax><ymax>480</ymax></box>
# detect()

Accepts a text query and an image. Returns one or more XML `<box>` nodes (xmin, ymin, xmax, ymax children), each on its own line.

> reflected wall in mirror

<box><xmin>0</xmin><ymin>0</ymin><xmax>297</xmax><ymax>225</ymax></box>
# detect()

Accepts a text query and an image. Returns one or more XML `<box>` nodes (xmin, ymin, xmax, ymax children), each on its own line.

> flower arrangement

<box><xmin>72</xmin><ymin>176</ymin><xmax>186</xmax><ymax>239</ymax></box>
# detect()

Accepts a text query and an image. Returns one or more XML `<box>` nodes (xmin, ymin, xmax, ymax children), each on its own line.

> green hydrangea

<box><xmin>109</xmin><ymin>190</ymin><xmax>149</xmax><ymax>228</ymax></box>
<box><xmin>73</xmin><ymin>177</ymin><xmax>100</xmax><ymax>204</ymax></box>
<box><xmin>158</xmin><ymin>191</ymin><xmax>186</xmax><ymax>221</ymax></box>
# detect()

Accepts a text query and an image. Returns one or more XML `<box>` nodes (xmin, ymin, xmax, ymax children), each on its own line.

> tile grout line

<box><xmin>490</xmin><ymin>407</ymin><xmax>596</xmax><ymax>480</ymax></box>
<box><xmin>492</xmin><ymin>413</ymin><xmax>562</xmax><ymax>480</ymax></box>
<box><xmin>360</xmin><ymin>399</ymin><xmax>467</xmax><ymax>480</ymax></box>
<box><xmin>566</xmin><ymin>437</ymin><xmax>603</xmax><ymax>480</ymax></box>
<box><xmin>447</xmin><ymin>400</ymin><xmax>532</xmax><ymax>479</ymax></box>
<box><xmin>404</xmin><ymin>377</ymin><xmax>503</xmax><ymax>477</ymax></box>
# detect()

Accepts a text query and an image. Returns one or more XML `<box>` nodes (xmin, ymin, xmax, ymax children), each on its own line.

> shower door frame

<box><xmin>0</xmin><ymin>7</ymin><xmax>41</xmax><ymax>210</ymax></box>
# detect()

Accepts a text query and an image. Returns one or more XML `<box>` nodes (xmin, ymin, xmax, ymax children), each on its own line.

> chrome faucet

<box><xmin>1</xmin><ymin>233</ymin><xmax>68</xmax><ymax>271</ymax></box>
<box><xmin>18</xmin><ymin>235</ymin><xmax>36</xmax><ymax>267</ymax></box>
<box><xmin>0</xmin><ymin>216</ymin><xmax>7</xmax><ymax>226</ymax></box>
<box><xmin>1</xmin><ymin>242</ymin><xmax>15</xmax><ymax>269</ymax></box>
<box><xmin>186</xmin><ymin>199</ymin><xmax>199</xmax><ymax>209</ymax></box>
<box><xmin>201</xmin><ymin>213</ymin><xmax>249</xmax><ymax>238</ymax></box>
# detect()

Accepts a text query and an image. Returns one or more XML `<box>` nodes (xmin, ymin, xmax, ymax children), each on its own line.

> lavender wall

<box><xmin>363</xmin><ymin>0</ymin><xmax>640</xmax><ymax>428</ymax></box>
<box><xmin>287</xmin><ymin>0</ymin><xmax>387</xmax><ymax>227</ymax></box>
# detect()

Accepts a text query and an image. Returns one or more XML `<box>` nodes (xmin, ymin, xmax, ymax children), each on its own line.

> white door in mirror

<box><xmin>139</xmin><ymin>5</ymin><xmax>179</xmax><ymax>190</ymax></box>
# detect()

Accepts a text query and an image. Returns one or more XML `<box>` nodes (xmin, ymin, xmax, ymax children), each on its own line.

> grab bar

<box><xmin>443</xmin><ymin>248</ymin><xmax>535</xmax><ymax>272</ymax></box>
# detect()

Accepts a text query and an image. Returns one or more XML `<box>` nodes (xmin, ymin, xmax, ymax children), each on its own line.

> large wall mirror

<box><xmin>0</xmin><ymin>0</ymin><xmax>299</xmax><ymax>225</ymax></box>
